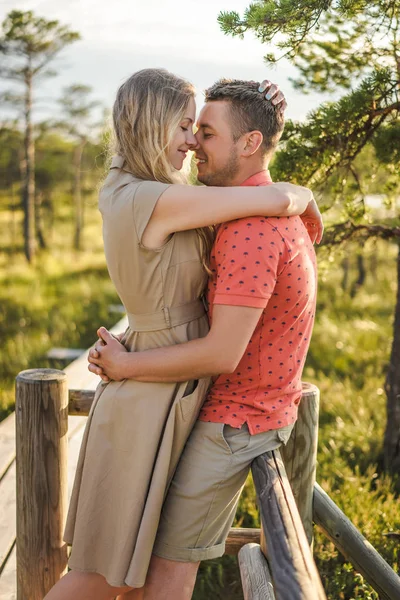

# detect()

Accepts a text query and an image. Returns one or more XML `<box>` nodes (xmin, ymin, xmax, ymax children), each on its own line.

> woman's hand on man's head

<box><xmin>258</xmin><ymin>80</ymin><xmax>287</xmax><ymax>112</ymax></box>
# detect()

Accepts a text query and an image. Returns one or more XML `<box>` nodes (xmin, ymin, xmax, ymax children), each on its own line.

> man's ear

<box><xmin>241</xmin><ymin>130</ymin><xmax>263</xmax><ymax>157</ymax></box>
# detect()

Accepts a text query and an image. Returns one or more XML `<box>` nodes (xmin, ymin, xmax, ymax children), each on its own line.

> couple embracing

<box><xmin>44</xmin><ymin>68</ymin><xmax>321</xmax><ymax>600</ymax></box>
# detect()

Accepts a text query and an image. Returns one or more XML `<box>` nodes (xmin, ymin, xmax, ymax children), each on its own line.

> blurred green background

<box><xmin>1</xmin><ymin>4</ymin><xmax>399</xmax><ymax>598</ymax></box>
<box><xmin>1</xmin><ymin>187</ymin><xmax>398</xmax><ymax>599</ymax></box>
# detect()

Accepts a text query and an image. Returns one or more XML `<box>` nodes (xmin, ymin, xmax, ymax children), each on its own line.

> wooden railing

<box><xmin>14</xmin><ymin>371</ymin><xmax>400</xmax><ymax>600</ymax></box>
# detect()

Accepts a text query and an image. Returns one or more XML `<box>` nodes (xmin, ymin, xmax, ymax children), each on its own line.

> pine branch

<box><xmin>322</xmin><ymin>221</ymin><xmax>400</xmax><ymax>246</ymax></box>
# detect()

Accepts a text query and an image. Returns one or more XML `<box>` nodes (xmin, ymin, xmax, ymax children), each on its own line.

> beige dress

<box><xmin>64</xmin><ymin>156</ymin><xmax>211</xmax><ymax>588</ymax></box>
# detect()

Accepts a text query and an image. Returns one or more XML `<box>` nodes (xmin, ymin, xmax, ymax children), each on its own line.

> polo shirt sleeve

<box><xmin>212</xmin><ymin>217</ymin><xmax>284</xmax><ymax>308</ymax></box>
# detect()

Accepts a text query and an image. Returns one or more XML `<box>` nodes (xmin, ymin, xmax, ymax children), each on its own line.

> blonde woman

<box><xmin>44</xmin><ymin>68</ymin><xmax>321</xmax><ymax>600</ymax></box>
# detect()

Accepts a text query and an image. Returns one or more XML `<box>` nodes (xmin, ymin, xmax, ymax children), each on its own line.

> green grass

<box><xmin>0</xmin><ymin>200</ymin><xmax>399</xmax><ymax>599</ymax></box>
<box><xmin>0</xmin><ymin>196</ymin><xmax>119</xmax><ymax>420</ymax></box>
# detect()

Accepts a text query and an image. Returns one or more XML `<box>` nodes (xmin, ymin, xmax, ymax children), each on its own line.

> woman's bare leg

<box><xmin>116</xmin><ymin>589</ymin><xmax>144</xmax><ymax>600</ymax></box>
<box><xmin>43</xmin><ymin>570</ymin><xmax>134</xmax><ymax>600</ymax></box>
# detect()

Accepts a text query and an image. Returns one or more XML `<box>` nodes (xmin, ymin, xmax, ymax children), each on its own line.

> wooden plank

<box><xmin>314</xmin><ymin>482</ymin><xmax>400</xmax><ymax>600</ymax></box>
<box><xmin>0</xmin><ymin>415</ymin><xmax>86</xmax><ymax>588</ymax></box>
<box><xmin>225</xmin><ymin>528</ymin><xmax>261</xmax><ymax>555</ymax></box>
<box><xmin>252</xmin><ymin>450</ymin><xmax>326</xmax><ymax>600</ymax></box>
<box><xmin>0</xmin><ymin>466</ymin><xmax>16</xmax><ymax>574</ymax></box>
<box><xmin>67</xmin><ymin>422</ymin><xmax>86</xmax><ymax>499</ymax></box>
<box><xmin>0</xmin><ymin>543</ymin><xmax>16</xmax><ymax>600</ymax></box>
<box><xmin>238</xmin><ymin>543</ymin><xmax>276</xmax><ymax>600</ymax></box>
<box><xmin>0</xmin><ymin>414</ymin><xmax>15</xmax><ymax>482</ymax></box>
<box><xmin>280</xmin><ymin>382</ymin><xmax>319</xmax><ymax>546</ymax></box>
<box><xmin>47</xmin><ymin>348</ymin><xmax>85</xmax><ymax>361</ymax></box>
<box><xmin>108</xmin><ymin>304</ymin><xmax>125</xmax><ymax>314</ymax></box>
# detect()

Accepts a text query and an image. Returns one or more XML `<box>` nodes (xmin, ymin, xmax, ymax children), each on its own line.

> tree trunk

<box><xmin>341</xmin><ymin>256</ymin><xmax>350</xmax><ymax>291</ymax></box>
<box><xmin>23</xmin><ymin>70</ymin><xmax>35</xmax><ymax>262</ymax></box>
<box><xmin>35</xmin><ymin>191</ymin><xmax>47</xmax><ymax>249</ymax></box>
<box><xmin>46</xmin><ymin>190</ymin><xmax>55</xmax><ymax>243</ymax></box>
<box><xmin>350</xmin><ymin>251</ymin><xmax>366</xmax><ymax>298</ymax></box>
<box><xmin>73</xmin><ymin>139</ymin><xmax>86</xmax><ymax>250</ymax></box>
<box><xmin>10</xmin><ymin>182</ymin><xmax>18</xmax><ymax>252</ymax></box>
<box><xmin>384</xmin><ymin>242</ymin><xmax>400</xmax><ymax>484</ymax></box>
<box><xmin>369</xmin><ymin>240</ymin><xmax>378</xmax><ymax>281</ymax></box>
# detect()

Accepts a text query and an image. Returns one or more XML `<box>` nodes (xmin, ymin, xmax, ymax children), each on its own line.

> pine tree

<box><xmin>219</xmin><ymin>1</ymin><xmax>400</xmax><ymax>479</ymax></box>
<box><xmin>57</xmin><ymin>84</ymin><xmax>101</xmax><ymax>250</ymax></box>
<box><xmin>0</xmin><ymin>10</ymin><xmax>80</xmax><ymax>261</ymax></box>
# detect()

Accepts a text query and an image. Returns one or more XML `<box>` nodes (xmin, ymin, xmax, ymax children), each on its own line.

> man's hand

<box><xmin>300</xmin><ymin>197</ymin><xmax>324</xmax><ymax>244</ymax></box>
<box><xmin>88</xmin><ymin>327</ymin><xmax>129</xmax><ymax>382</ymax></box>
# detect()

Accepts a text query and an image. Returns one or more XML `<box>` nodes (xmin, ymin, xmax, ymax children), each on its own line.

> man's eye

<box><xmin>203</xmin><ymin>133</ymin><xmax>212</xmax><ymax>139</ymax></box>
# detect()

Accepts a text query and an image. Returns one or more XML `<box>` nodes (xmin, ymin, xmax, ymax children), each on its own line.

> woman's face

<box><xmin>168</xmin><ymin>96</ymin><xmax>197</xmax><ymax>170</ymax></box>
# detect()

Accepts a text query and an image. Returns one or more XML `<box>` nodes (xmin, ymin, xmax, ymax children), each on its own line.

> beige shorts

<box><xmin>153</xmin><ymin>420</ymin><xmax>294</xmax><ymax>562</ymax></box>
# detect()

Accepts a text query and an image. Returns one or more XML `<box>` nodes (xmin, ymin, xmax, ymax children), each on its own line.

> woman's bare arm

<box><xmin>143</xmin><ymin>182</ymin><xmax>321</xmax><ymax>248</ymax></box>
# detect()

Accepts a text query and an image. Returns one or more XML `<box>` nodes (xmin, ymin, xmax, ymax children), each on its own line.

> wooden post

<box><xmin>15</xmin><ymin>369</ymin><xmax>68</xmax><ymax>600</ymax></box>
<box><xmin>280</xmin><ymin>382</ymin><xmax>319</xmax><ymax>545</ymax></box>
<box><xmin>238</xmin><ymin>543</ymin><xmax>276</xmax><ymax>600</ymax></box>
<box><xmin>252</xmin><ymin>450</ymin><xmax>326</xmax><ymax>600</ymax></box>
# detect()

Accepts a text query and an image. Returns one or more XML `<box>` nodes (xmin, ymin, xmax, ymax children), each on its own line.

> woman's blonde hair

<box><xmin>111</xmin><ymin>67</ymin><xmax>214</xmax><ymax>273</ymax></box>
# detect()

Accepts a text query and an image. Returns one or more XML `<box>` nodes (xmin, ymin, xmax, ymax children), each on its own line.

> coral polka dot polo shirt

<box><xmin>198</xmin><ymin>170</ymin><xmax>317</xmax><ymax>434</ymax></box>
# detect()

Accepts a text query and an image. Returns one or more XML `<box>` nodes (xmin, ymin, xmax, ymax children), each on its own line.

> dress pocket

<box><xmin>178</xmin><ymin>378</ymin><xmax>209</xmax><ymax>422</ymax></box>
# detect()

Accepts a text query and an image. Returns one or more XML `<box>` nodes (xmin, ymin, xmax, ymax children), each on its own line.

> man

<box><xmin>89</xmin><ymin>79</ymin><xmax>319</xmax><ymax>599</ymax></box>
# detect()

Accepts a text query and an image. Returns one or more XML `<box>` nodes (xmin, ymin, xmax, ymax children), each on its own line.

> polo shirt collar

<box><xmin>240</xmin><ymin>170</ymin><xmax>272</xmax><ymax>186</ymax></box>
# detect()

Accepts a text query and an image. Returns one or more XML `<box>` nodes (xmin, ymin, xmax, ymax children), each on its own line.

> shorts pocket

<box><xmin>276</xmin><ymin>423</ymin><xmax>294</xmax><ymax>446</ymax></box>
<box><xmin>221</xmin><ymin>424</ymin><xmax>251</xmax><ymax>454</ymax></box>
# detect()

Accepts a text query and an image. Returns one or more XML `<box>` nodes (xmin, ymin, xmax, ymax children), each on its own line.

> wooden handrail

<box><xmin>15</xmin><ymin>369</ymin><xmax>400</xmax><ymax>600</ymax></box>
<box><xmin>239</xmin><ymin>543</ymin><xmax>275</xmax><ymax>600</ymax></box>
<box><xmin>252</xmin><ymin>451</ymin><xmax>326</xmax><ymax>600</ymax></box>
<box><xmin>314</xmin><ymin>482</ymin><xmax>400</xmax><ymax>600</ymax></box>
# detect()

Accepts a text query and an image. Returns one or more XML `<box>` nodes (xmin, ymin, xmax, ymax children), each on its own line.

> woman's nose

<box><xmin>187</xmin><ymin>132</ymin><xmax>199</xmax><ymax>149</ymax></box>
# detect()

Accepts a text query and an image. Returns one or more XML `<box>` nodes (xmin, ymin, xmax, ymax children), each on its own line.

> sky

<box><xmin>0</xmin><ymin>0</ymin><xmax>335</xmax><ymax>123</ymax></box>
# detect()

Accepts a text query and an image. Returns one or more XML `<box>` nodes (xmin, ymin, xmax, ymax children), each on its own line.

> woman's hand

<box><xmin>88</xmin><ymin>327</ymin><xmax>129</xmax><ymax>382</ymax></box>
<box><xmin>259</xmin><ymin>80</ymin><xmax>287</xmax><ymax>112</ymax></box>
<box><xmin>271</xmin><ymin>182</ymin><xmax>323</xmax><ymax>243</ymax></box>
<box><xmin>300</xmin><ymin>197</ymin><xmax>324</xmax><ymax>244</ymax></box>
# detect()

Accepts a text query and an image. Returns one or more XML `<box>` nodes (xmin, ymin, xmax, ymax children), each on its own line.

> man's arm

<box><xmin>88</xmin><ymin>304</ymin><xmax>263</xmax><ymax>382</ymax></box>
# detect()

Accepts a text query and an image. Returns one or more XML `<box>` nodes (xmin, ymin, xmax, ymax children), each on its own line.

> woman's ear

<box><xmin>241</xmin><ymin>130</ymin><xmax>263</xmax><ymax>157</ymax></box>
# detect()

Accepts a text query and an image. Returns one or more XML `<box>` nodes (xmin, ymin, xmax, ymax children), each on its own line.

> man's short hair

<box><xmin>204</xmin><ymin>79</ymin><xmax>285</xmax><ymax>156</ymax></box>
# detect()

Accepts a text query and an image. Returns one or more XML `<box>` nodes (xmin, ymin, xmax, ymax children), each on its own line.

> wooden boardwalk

<box><xmin>0</xmin><ymin>317</ymin><xmax>127</xmax><ymax>600</ymax></box>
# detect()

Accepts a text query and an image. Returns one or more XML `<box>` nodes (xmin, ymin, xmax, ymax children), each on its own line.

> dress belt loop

<box><xmin>163</xmin><ymin>306</ymin><xmax>171</xmax><ymax>328</ymax></box>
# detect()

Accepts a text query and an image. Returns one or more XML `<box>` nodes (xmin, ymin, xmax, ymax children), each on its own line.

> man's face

<box><xmin>194</xmin><ymin>100</ymin><xmax>241</xmax><ymax>187</ymax></box>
